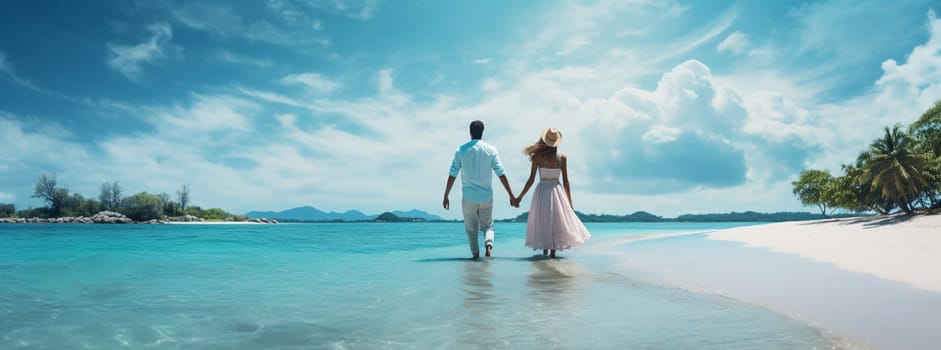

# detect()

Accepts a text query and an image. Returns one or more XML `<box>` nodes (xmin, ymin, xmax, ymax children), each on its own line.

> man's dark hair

<box><xmin>469</xmin><ymin>120</ymin><xmax>484</xmax><ymax>139</ymax></box>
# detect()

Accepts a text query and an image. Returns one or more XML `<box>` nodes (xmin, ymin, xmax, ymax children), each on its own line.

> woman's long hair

<box><xmin>524</xmin><ymin>138</ymin><xmax>558</xmax><ymax>164</ymax></box>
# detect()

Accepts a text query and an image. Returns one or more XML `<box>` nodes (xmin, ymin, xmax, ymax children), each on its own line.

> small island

<box><xmin>0</xmin><ymin>177</ymin><xmax>266</xmax><ymax>224</ymax></box>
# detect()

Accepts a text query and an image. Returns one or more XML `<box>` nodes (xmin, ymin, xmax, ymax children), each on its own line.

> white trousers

<box><xmin>462</xmin><ymin>199</ymin><xmax>494</xmax><ymax>256</ymax></box>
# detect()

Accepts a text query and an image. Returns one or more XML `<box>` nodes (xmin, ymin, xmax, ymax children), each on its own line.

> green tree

<box><xmin>197</xmin><ymin>208</ymin><xmax>232</xmax><ymax>220</ymax></box>
<box><xmin>0</xmin><ymin>203</ymin><xmax>14</xmax><ymax>217</ymax></box>
<box><xmin>827</xmin><ymin>165</ymin><xmax>888</xmax><ymax>214</ymax></box>
<box><xmin>910</xmin><ymin>100</ymin><xmax>941</xmax><ymax>156</ymax></box>
<box><xmin>122</xmin><ymin>192</ymin><xmax>165</xmax><ymax>221</ymax></box>
<box><xmin>61</xmin><ymin>193</ymin><xmax>83</xmax><ymax>217</ymax></box>
<box><xmin>909</xmin><ymin>100</ymin><xmax>941</xmax><ymax>208</ymax></box>
<box><xmin>61</xmin><ymin>193</ymin><xmax>102</xmax><ymax>217</ymax></box>
<box><xmin>792</xmin><ymin>169</ymin><xmax>836</xmax><ymax>217</ymax></box>
<box><xmin>16</xmin><ymin>207</ymin><xmax>49</xmax><ymax>218</ymax></box>
<box><xmin>32</xmin><ymin>173</ymin><xmax>69</xmax><ymax>217</ymax></box>
<box><xmin>159</xmin><ymin>192</ymin><xmax>180</xmax><ymax>216</ymax></box>
<box><xmin>176</xmin><ymin>184</ymin><xmax>190</xmax><ymax>212</ymax></box>
<box><xmin>858</xmin><ymin>125</ymin><xmax>931</xmax><ymax>214</ymax></box>
<box><xmin>99</xmin><ymin>181</ymin><xmax>123</xmax><ymax>211</ymax></box>
<box><xmin>185</xmin><ymin>205</ymin><xmax>201</xmax><ymax>216</ymax></box>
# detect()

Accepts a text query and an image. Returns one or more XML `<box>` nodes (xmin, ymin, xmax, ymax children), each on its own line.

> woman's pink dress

<box><xmin>525</xmin><ymin>167</ymin><xmax>591</xmax><ymax>251</ymax></box>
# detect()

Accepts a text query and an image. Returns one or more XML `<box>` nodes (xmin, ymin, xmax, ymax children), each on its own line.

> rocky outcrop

<box><xmin>90</xmin><ymin>211</ymin><xmax>133</xmax><ymax>224</ymax></box>
<box><xmin>181</xmin><ymin>214</ymin><xmax>203</xmax><ymax>222</ymax></box>
<box><xmin>0</xmin><ymin>211</ymin><xmax>133</xmax><ymax>224</ymax></box>
<box><xmin>251</xmin><ymin>218</ymin><xmax>278</xmax><ymax>224</ymax></box>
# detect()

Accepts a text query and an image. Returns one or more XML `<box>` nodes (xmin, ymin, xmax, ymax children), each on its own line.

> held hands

<box><xmin>510</xmin><ymin>195</ymin><xmax>521</xmax><ymax>208</ymax></box>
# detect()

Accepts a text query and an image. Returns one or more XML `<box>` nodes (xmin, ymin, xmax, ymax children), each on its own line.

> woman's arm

<box><xmin>561</xmin><ymin>154</ymin><xmax>573</xmax><ymax>209</ymax></box>
<box><xmin>516</xmin><ymin>161</ymin><xmax>538</xmax><ymax>202</ymax></box>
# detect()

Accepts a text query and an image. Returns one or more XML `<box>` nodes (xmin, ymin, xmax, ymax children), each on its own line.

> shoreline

<box><xmin>610</xmin><ymin>215</ymin><xmax>941</xmax><ymax>349</ymax></box>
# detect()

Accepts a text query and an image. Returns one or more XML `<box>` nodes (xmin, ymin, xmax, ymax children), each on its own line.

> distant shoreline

<box><xmin>2</xmin><ymin>210</ymin><xmax>865</xmax><ymax>224</ymax></box>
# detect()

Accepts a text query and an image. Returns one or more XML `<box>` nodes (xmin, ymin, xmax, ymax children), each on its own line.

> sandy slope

<box><xmin>709</xmin><ymin>214</ymin><xmax>941</xmax><ymax>292</ymax></box>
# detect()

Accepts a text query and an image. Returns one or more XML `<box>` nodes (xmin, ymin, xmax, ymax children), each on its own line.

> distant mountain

<box><xmin>245</xmin><ymin>206</ymin><xmax>371</xmax><ymax>221</ymax></box>
<box><xmin>388</xmin><ymin>209</ymin><xmax>443</xmax><ymax>221</ymax></box>
<box><xmin>245</xmin><ymin>206</ymin><xmax>443</xmax><ymax>222</ymax></box>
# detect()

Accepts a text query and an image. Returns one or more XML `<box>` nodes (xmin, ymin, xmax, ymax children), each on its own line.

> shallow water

<box><xmin>0</xmin><ymin>222</ymin><xmax>844</xmax><ymax>349</ymax></box>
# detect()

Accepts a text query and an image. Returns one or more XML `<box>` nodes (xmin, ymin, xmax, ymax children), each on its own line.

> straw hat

<box><xmin>541</xmin><ymin>127</ymin><xmax>563</xmax><ymax>147</ymax></box>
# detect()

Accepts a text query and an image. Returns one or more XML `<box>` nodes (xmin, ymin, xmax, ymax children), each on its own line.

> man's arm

<box><xmin>498</xmin><ymin>175</ymin><xmax>516</xmax><ymax>207</ymax></box>
<box><xmin>445</xmin><ymin>148</ymin><xmax>461</xmax><ymax>210</ymax></box>
<box><xmin>443</xmin><ymin>175</ymin><xmax>456</xmax><ymax>210</ymax></box>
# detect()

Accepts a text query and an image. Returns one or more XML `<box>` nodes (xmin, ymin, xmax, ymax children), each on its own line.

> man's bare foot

<box><xmin>485</xmin><ymin>244</ymin><xmax>492</xmax><ymax>257</ymax></box>
<box><xmin>542</xmin><ymin>249</ymin><xmax>548</xmax><ymax>256</ymax></box>
<box><xmin>549</xmin><ymin>250</ymin><xmax>556</xmax><ymax>258</ymax></box>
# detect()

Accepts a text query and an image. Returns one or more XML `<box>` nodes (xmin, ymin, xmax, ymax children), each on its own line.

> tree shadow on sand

<box><xmin>797</xmin><ymin>213</ymin><xmax>924</xmax><ymax>228</ymax></box>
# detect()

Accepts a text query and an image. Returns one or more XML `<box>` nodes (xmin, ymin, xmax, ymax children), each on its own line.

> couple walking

<box><xmin>442</xmin><ymin>120</ymin><xmax>591</xmax><ymax>259</ymax></box>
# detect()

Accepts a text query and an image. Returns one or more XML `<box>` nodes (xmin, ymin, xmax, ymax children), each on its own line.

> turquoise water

<box><xmin>0</xmin><ymin>222</ymin><xmax>843</xmax><ymax>349</ymax></box>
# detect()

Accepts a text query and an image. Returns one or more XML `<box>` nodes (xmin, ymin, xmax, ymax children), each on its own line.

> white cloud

<box><xmin>481</xmin><ymin>78</ymin><xmax>501</xmax><ymax>92</ymax></box>
<box><xmin>280</xmin><ymin>72</ymin><xmax>339</xmax><ymax>93</ymax></box>
<box><xmin>171</xmin><ymin>3</ymin><xmax>333</xmax><ymax>48</ymax></box>
<box><xmin>327</xmin><ymin>0</ymin><xmax>380</xmax><ymax>20</ymax></box>
<box><xmin>0</xmin><ymin>192</ymin><xmax>13</xmax><ymax>202</ymax></box>
<box><xmin>514</xmin><ymin>0</ymin><xmax>677</xmax><ymax>64</ymax></box>
<box><xmin>153</xmin><ymin>94</ymin><xmax>255</xmax><ymax>134</ymax></box>
<box><xmin>276</xmin><ymin>113</ymin><xmax>297</xmax><ymax>127</ymax></box>
<box><xmin>875</xmin><ymin>10</ymin><xmax>941</xmax><ymax>99</ymax></box>
<box><xmin>717</xmin><ymin>31</ymin><xmax>750</xmax><ymax>55</ymax></box>
<box><xmin>376</xmin><ymin>69</ymin><xmax>408</xmax><ymax>104</ymax></box>
<box><xmin>556</xmin><ymin>36</ymin><xmax>591</xmax><ymax>56</ymax></box>
<box><xmin>170</xmin><ymin>3</ymin><xmax>242</xmax><ymax>36</ymax></box>
<box><xmin>472</xmin><ymin>58</ymin><xmax>492</xmax><ymax>64</ymax></box>
<box><xmin>642</xmin><ymin>125</ymin><xmax>683</xmax><ymax>144</ymax></box>
<box><xmin>582</xmin><ymin>60</ymin><xmax>750</xmax><ymax>193</ymax></box>
<box><xmin>108</xmin><ymin>23</ymin><xmax>174</xmax><ymax>80</ymax></box>
<box><xmin>238</xmin><ymin>87</ymin><xmax>307</xmax><ymax>107</ymax></box>
<box><xmin>0</xmin><ymin>113</ymin><xmax>97</xmax><ymax>206</ymax></box>
<box><xmin>711</xmin><ymin>9</ymin><xmax>941</xmax><ymax>180</ymax></box>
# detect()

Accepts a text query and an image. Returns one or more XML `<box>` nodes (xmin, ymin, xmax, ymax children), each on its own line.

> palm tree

<box><xmin>858</xmin><ymin>124</ymin><xmax>931</xmax><ymax>214</ymax></box>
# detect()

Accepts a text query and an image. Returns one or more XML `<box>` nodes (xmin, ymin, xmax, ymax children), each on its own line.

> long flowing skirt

<box><xmin>525</xmin><ymin>181</ymin><xmax>591</xmax><ymax>250</ymax></box>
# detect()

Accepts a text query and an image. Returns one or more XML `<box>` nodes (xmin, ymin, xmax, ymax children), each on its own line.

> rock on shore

<box><xmin>0</xmin><ymin>211</ymin><xmax>134</xmax><ymax>224</ymax></box>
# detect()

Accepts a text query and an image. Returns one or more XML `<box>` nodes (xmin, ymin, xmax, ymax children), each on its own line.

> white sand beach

<box><xmin>616</xmin><ymin>214</ymin><xmax>941</xmax><ymax>349</ymax></box>
<box><xmin>710</xmin><ymin>214</ymin><xmax>941</xmax><ymax>293</ymax></box>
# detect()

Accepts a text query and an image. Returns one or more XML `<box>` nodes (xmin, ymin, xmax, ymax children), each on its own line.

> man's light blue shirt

<box><xmin>449</xmin><ymin>139</ymin><xmax>505</xmax><ymax>202</ymax></box>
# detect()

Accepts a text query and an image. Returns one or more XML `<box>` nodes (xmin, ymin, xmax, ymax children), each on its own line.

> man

<box><xmin>443</xmin><ymin>120</ymin><xmax>516</xmax><ymax>259</ymax></box>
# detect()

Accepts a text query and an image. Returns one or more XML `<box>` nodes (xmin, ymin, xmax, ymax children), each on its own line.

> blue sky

<box><xmin>1</xmin><ymin>0</ymin><xmax>940</xmax><ymax>219</ymax></box>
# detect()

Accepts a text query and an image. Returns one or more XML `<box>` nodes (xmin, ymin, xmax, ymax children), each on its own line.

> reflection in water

<box><xmin>526</xmin><ymin>257</ymin><xmax>584</xmax><ymax>347</ymax></box>
<box><xmin>462</xmin><ymin>261</ymin><xmax>495</xmax><ymax>307</ymax></box>
<box><xmin>459</xmin><ymin>261</ymin><xmax>499</xmax><ymax>347</ymax></box>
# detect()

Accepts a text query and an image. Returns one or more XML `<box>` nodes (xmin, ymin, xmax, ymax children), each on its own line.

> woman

<box><xmin>514</xmin><ymin>128</ymin><xmax>591</xmax><ymax>258</ymax></box>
